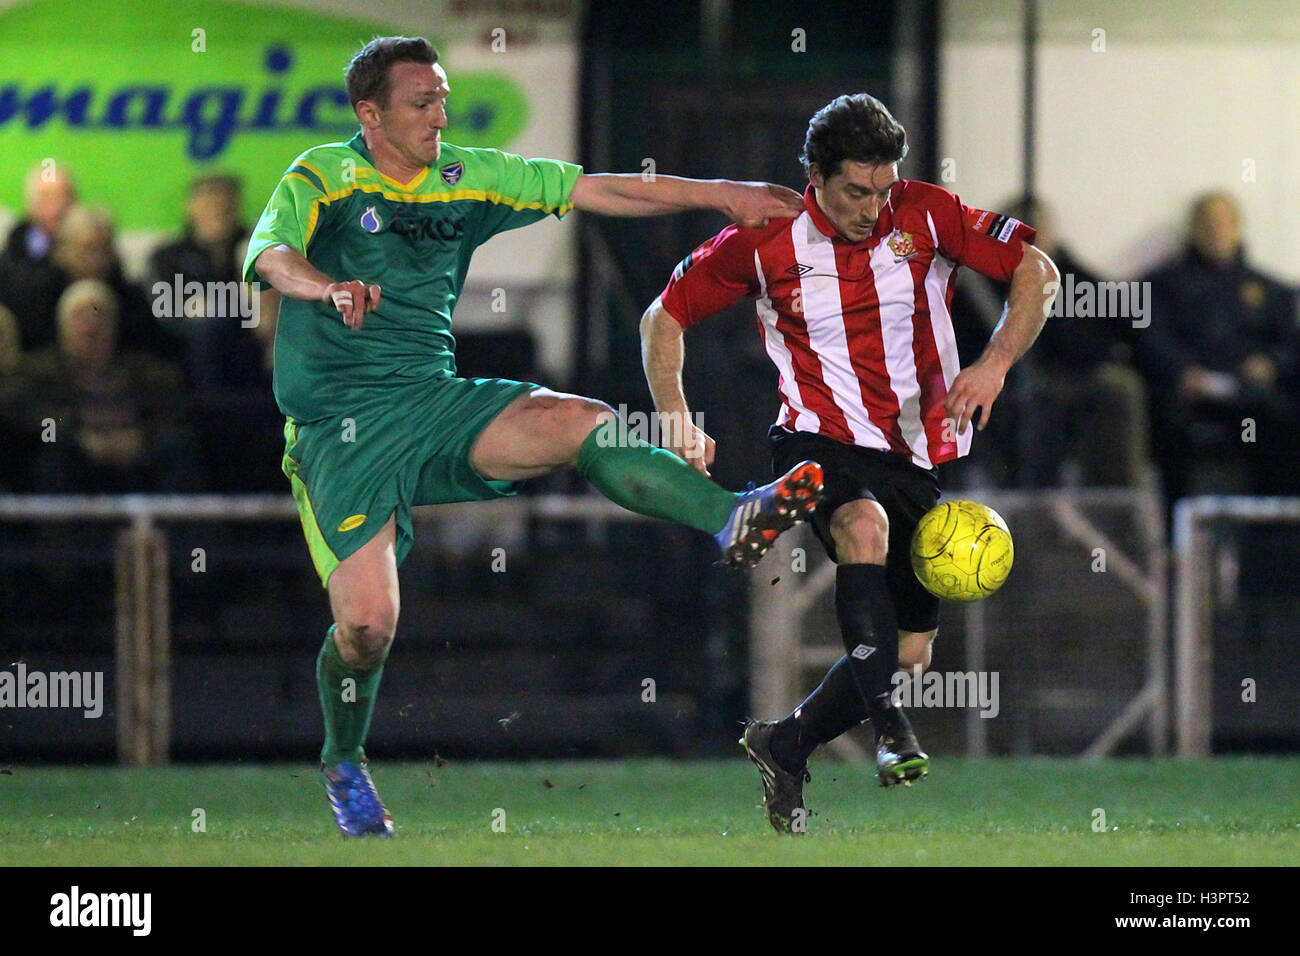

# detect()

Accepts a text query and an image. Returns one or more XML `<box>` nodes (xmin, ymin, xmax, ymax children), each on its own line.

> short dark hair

<box><xmin>800</xmin><ymin>94</ymin><xmax>908</xmax><ymax>179</ymax></box>
<box><xmin>346</xmin><ymin>36</ymin><xmax>438</xmax><ymax>111</ymax></box>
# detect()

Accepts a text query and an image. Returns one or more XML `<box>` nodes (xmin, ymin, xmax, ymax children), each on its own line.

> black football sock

<box><xmin>833</xmin><ymin>562</ymin><xmax>900</xmax><ymax>727</ymax></box>
<box><xmin>770</xmin><ymin>563</ymin><xmax>900</xmax><ymax>768</ymax></box>
<box><xmin>770</xmin><ymin>656</ymin><xmax>868</xmax><ymax>771</ymax></box>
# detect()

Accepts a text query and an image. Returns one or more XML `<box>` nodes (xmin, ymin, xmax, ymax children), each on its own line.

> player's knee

<box><xmin>552</xmin><ymin>396</ymin><xmax>615</xmax><ymax>458</ymax></box>
<box><xmin>335</xmin><ymin>611</ymin><xmax>397</xmax><ymax>669</ymax></box>
<box><xmin>570</xmin><ymin>396</ymin><xmax>616</xmax><ymax>436</ymax></box>
<box><xmin>830</xmin><ymin>499</ymin><xmax>889</xmax><ymax>563</ymax></box>
<box><xmin>899</xmin><ymin>642</ymin><xmax>933</xmax><ymax>671</ymax></box>
<box><xmin>898</xmin><ymin>629</ymin><xmax>937</xmax><ymax>672</ymax></box>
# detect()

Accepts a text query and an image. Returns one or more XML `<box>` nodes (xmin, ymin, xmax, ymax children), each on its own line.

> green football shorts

<box><xmin>282</xmin><ymin>373</ymin><xmax>537</xmax><ymax>587</ymax></box>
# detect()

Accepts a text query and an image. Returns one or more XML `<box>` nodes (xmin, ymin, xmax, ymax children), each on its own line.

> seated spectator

<box><xmin>21</xmin><ymin>280</ymin><xmax>198</xmax><ymax>493</ymax></box>
<box><xmin>0</xmin><ymin>164</ymin><xmax>77</xmax><ymax>351</ymax></box>
<box><xmin>1136</xmin><ymin>192</ymin><xmax>1298</xmax><ymax>500</ymax></box>
<box><xmin>51</xmin><ymin>206</ymin><xmax>178</xmax><ymax>361</ymax></box>
<box><xmin>148</xmin><ymin>174</ymin><xmax>264</xmax><ymax>388</ymax></box>
<box><xmin>1009</xmin><ymin>197</ymin><xmax>1150</xmax><ymax>488</ymax></box>
<box><xmin>950</xmin><ymin>196</ymin><xmax>1150</xmax><ymax>488</ymax></box>
<box><xmin>148</xmin><ymin>175</ymin><xmax>283</xmax><ymax>491</ymax></box>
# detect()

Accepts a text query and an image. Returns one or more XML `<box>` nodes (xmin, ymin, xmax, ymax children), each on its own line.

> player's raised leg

<box><xmin>318</xmin><ymin>515</ymin><xmax>400</xmax><ymax>837</ymax></box>
<box><xmin>470</xmin><ymin>387</ymin><xmax>822</xmax><ymax>568</ymax></box>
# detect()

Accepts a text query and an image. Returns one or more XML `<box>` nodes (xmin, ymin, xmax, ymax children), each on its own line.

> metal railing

<box><xmin>0</xmin><ymin>493</ymin><xmax>654</xmax><ymax>765</ymax></box>
<box><xmin>1172</xmin><ymin>495</ymin><xmax>1300</xmax><ymax>756</ymax></box>
<box><xmin>749</xmin><ymin>488</ymin><xmax>1169</xmax><ymax>759</ymax></box>
<box><xmin>10</xmin><ymin>489</ymin><xmax>1288</xmax><ymax>763</ymax></box>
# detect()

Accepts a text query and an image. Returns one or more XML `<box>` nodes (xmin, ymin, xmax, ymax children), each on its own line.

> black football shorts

<box><xmin>770</xmin><ymin>425</ymin><xmax>942</xmax><ymax>633</ymax></box>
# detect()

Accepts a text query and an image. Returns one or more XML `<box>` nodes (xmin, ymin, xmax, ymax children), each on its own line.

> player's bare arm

<box><xmin>639</xmin><ymin>295</ymin><xmax>716</xmax><ymax>475</ymax></box>
<box><xmin>254</xmin><ymin>243</ymin><xmax>382</xmax><ymax>331</ymax></box>
<box><xmin>945</xmin><ymin>241</ymin><xmax>1059</xmax><ymax>434</ymax></box>
<box><xmin>571</xmin><ymin>173</ymin><xmax>803</xmax><ymax>228</ymax></box>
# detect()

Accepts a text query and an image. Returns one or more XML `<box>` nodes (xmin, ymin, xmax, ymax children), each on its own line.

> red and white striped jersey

<box><xmin>660</xmin><ymin>182</ymin><xmax>1035</xmax><ymax>468</ymax></box>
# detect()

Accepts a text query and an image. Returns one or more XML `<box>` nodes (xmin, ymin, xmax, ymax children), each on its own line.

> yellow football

<box><xmin>910</xmin><ymin>499</ymin><xmax>1014</xmax><ymax>601</ymax></box>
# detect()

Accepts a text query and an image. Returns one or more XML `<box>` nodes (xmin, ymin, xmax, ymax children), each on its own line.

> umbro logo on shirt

<box><xmin>785</xmin><ymin>263</ymin><xmax>813</xmax><ymax>277</ymax></box>
<box><xmin>851</xmin><ymin>644</ymin><xmax>877</xmax><ymax>660</ymax></box>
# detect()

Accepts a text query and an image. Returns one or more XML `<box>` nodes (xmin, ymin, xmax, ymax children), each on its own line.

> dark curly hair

<box><xmin>346</xmin><ymin>36</ymin><xmax>438</xmax><ymax>111</ymax></box>
<box><xmin>800</xmin><ymin>94</ymin><xmax>908</xmax><ymax>179</ymax></box>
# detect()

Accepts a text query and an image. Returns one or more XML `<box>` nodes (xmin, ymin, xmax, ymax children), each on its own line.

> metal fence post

<box><xmin>113</xmin><ymin>516</ymin><xmax>170</xmax><ymax>766</ymax></box>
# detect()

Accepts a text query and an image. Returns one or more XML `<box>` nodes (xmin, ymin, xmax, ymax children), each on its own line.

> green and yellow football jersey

<box><xmin>243</xmin><ymin>132</ymin><xmax>582</xmax><ymax>423</ymax></box>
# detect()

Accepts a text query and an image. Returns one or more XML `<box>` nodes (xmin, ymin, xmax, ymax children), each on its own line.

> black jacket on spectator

<box><xmin>1137</xmin><ymin>244</ymin><xmax>1300</xmax><ymax>497</ymax></box>
<box><xmin>148</xmin><ymin>228</ymin><xmax>261</xmax><ymax>388</ymax></box>
<box><xmin>1137</xmin><ymin>245</ymin><xmax>1297</xmax><ymax>395</ymax></box>
<box><xmin>1031</xmin><ymin>245</ymin><xmax>1137</xmax><ymax>371</ymax></box>
<box><xmin>0</xmin><ymin>220</ymin><xmax>64</xmax><ymax>351</ymax></box>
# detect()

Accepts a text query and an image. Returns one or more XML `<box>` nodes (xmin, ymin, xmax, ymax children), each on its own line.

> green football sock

<box><xmin>317</xmin><ymin>625</ymin><xmax>386</xmax><ymax>767</ymax></box>
<box><xmin>576</xmin><ymin>418</ymin><xmax>737</xmax><ymax>534</ymax></box>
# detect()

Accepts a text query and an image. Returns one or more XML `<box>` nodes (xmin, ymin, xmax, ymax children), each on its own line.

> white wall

<box><xmin>940</xmin><ymin>0</ymin><xmax>1300</xmax><ymax>283</ymax></box>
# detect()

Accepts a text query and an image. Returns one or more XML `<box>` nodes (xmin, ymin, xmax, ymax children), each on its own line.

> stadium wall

<box><xmin>940</xmin><ymin>0</ymin><xmax>1300</xmax><ymax>284</ymax></box>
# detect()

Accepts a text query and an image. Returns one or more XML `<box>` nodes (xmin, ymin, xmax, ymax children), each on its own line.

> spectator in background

<box><xmin>1136</xmin><ymin>192</ymin><xmax>1298</xmax><ymax>500</ymax></box>
<box><xmin>148</xmin><ymin>174</ymin><xmax>264</xmax><ymax>387</ymax></box>
<box><xmin>948</xmin><ymin>196</ymin><xmax>1150</xmax><ymax>488</ymax></box>
<box><xmin>21</xmin><ymin>280</ymin><xmax>197</xmax><ymax>493</ymax></box>
<box><xmin>148</xmin><ymin>175</ymin><xmax>282</xmax><ymax>491</ymax></box>
<box><xmin>51</xmin><ymin>206</ymin><xmax>176</xmax><ymax>361</ymax></box>
<box><xmin>0</xmin><ymin>164</ymin><xmax>77</xmax><ymax>351</ymax></box>
<box><xmin>1007</xmin><ymin>196</ymin><xmax>1150</xmax><ymax>488</ymax></box>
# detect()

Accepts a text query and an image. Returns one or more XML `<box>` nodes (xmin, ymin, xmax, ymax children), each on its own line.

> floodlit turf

<box><xmin>1</xmin><ymin>757</ymin><xmax>1297</xmax><ymax>865</ymax></box>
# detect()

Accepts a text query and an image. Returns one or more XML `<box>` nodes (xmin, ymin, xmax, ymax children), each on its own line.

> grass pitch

<box><xmin>2</xmin><ymin>757</ymin><xmax>1297</xmax><ymax>866</ymax></box>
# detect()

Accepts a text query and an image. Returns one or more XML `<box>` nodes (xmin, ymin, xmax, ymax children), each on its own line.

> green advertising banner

<box><xmin>0</xmin><ymin>0</ymin><xmax>531</xmax><ymax>230</ymax></box>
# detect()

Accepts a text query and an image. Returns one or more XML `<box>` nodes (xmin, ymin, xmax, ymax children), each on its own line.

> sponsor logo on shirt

<box><xmin>389</xmin><ymin>213</ymin><xmax>467</xmax><ymax>243</ymax></box>
<box><xmin>982</xmin><ymin>214</ymin><xmax>1022</xmax><ymax>243</ymax></box>
<box><xmin>440</xmin><ymin>161</ymin><xmax>465</xmax><ymax>185</ymax></box>
<box><xmin>359</xmin><ymin>205</ymin><xmax>383</xmax><ymax>233</ymax></box>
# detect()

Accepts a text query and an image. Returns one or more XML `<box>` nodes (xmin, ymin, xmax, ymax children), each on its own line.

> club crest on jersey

<box><xmin>887</xmin><ymin>230</ymin><xmax>917</xmax><ymax>262</ymax></box>
<box><xmin>440</xmin><ymin>161</ymin><xmax>465</xmax><ymax>185</ymax></box>
<box><xmin>359</xmin><ymin>206</ymin><xmax>382</xmax><ymax>233</ymax></box>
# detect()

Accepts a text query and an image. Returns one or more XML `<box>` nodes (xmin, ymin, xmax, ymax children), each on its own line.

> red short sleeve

<box><xmin>659</xmin><ymin>225</ymin><xmax>764</xmax><ymax>328</ymax></box>
<box><xmin>922</xmin><ymin>184</ymin><xmax>1037</xmax><ymax>282</ymax></box>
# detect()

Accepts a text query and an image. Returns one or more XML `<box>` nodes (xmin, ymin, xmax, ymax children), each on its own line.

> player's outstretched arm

<box><xmin>571</xmin><ymin>174</ymin><xmax>803</xmax><ymax>228</ymax></box>
<box><xmin>945</xmin><ymin>242</ymin><xmax>1060</xmax><ymax>434</ymax></box>
<box><xmin>254</xmin><ymin>244</ymin><xmax>381</xmax><ymax>331</ymax></box>
<box><xmin>640</xmin><ymin>295</ymin><xmax>716</xmax><ymax>475</ymax></box>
